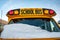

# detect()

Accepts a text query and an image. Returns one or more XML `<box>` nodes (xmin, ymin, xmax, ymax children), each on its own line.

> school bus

<box><xmin>1</xmin><ymin>8</ymin><xmax>60</xmax><ymax>40</ymax></box>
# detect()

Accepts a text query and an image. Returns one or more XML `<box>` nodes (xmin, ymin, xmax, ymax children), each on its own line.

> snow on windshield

<box><xmin>1</xmin><ymin>23</ymin><xmax>60</xmax><ymax>38</ymax></box>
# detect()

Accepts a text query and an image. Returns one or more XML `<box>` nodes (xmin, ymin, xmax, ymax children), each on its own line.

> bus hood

<box><xmin>1</xmin><ymin>23</ymin><xmax>60</xmax><ymax>38</ymax></box>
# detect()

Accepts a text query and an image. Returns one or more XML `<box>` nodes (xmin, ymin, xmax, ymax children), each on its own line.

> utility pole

<box><xmin>1</xmin><ymin>10</ymin><xmax>3</xmax><ymax>28</ymax></box>
<box><xmin>1</xmin><ymin>10</ymin><xmax>2</xmax><ymax>20</ymax></box>
<box><xmin>1</xmin><ymin>10</ymin><xmax>2</xmax><ymax>25</ymax></box>
<box><xmin>0</xmin><ymin>10</ymin><xmax>3</xmax><ymax>35</ymax></box>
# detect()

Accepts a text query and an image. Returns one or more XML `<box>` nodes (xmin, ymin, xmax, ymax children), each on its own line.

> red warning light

<box><xmin>9</xmin><ymin>10</ymin><xmax>13</xmax><ymax>15</ymax></box>
<box><xmin>49</xmin><ymin>10</ymin><xmax>54</xmax><ymax>15</ymax></box>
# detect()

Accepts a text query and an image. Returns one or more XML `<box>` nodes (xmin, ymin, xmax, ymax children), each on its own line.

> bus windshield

<box><xmin>9</xmin><ymin>18</ymin><xmax>60</xmax><ymax>32</ymax></box>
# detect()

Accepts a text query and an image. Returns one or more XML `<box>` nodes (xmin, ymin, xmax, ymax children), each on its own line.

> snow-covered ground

<box><xmin>1</xmin><ymin>23</ymin><xmax>60</xmax><ymax>38</ymax></box>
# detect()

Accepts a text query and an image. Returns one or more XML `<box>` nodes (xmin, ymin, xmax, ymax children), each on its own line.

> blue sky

<box><xmin>0</xmin><ymin>0</ymin><xmax>60</xmax><ymax>21</ymax></box>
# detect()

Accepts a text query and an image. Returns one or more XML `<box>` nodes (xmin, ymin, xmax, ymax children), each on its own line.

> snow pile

<box><xmin>1</xmin><ymin>23</ymin><xmax>60</xmax><ymax>38</ymax></box>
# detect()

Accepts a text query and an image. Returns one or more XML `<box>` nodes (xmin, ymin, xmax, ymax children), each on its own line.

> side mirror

<box><xmin>58</xmin><ymin>24</ymin><xmax>60</xmax><ymax>27</ymax></box>
<box><xmin>58</xmin><ymin>21</ymin><xmax>60</xmax><ymax>24</ymax></box>
<box><xmin>57</xmin><ymin>21</ymin><xmax>60</xmax><ymax>28</ymax></box>
<box><xmin>0</xmin><ymin>25</ymin><xmax>3</xmax><ymax>33</ymax></box>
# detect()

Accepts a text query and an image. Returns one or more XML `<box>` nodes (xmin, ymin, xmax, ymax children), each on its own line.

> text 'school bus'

<box><xmin>1</xmin><ymin>8</ymin><xmax>60</xmax><ymax>40</ymax></box>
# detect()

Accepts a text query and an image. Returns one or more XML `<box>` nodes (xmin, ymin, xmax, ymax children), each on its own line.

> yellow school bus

<box><xmin>1</xmin><ymin>8</ymin><xmax>60</xmax><ymax>40</ymax></box>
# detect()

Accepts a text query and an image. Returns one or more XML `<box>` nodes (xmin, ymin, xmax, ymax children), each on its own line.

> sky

<box><xmin>0</xmin><ymin>0</ymin><xmax>60</xmax><ymax>22</ymax></box>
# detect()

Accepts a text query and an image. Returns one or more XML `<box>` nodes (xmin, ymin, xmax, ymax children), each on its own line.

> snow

<box><xmin>1</xmin><ymin>23</ymin><xmax>60</xmax><ymax>38</ymax></box>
